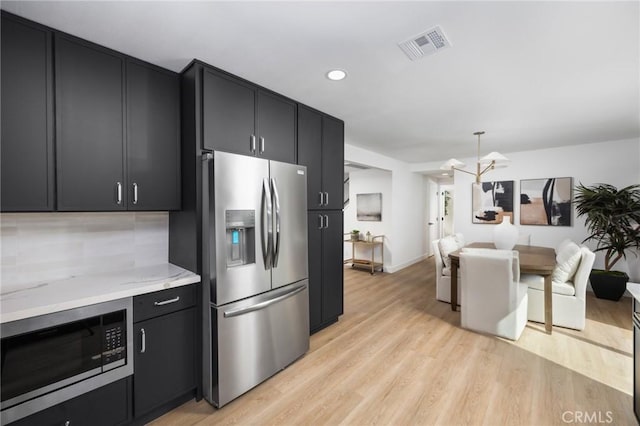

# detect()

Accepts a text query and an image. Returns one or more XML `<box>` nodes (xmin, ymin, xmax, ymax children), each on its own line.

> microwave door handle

<box><xmin>261</xmin><ymin>178</ymin><xmax>273</xmax><ymax>269</ymax></box>
<box><xmin>271</xmin><ymin>178</ymin><xmax>281</xmax><ymax>268</ymax></box>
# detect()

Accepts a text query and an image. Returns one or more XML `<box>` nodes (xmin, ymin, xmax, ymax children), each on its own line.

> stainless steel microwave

<box><xmin>1</xmin><ymin>298</ymin><xmax>133</xmax><ymax>424</ymax></box>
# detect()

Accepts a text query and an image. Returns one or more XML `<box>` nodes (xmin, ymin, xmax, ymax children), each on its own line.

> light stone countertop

<box><xmin>627</xmin><ymin>282</ymin><xmax>640</xmax><ymax>304</ymax></box>
<box><xmin>0</xmin><ymin>263</ymin><xmax>200</xmax><ymax>324</ymax></box>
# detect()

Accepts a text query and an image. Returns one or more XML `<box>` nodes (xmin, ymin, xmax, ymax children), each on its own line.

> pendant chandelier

<box><xmin>440</xmin><ymin>131</ymin><xmax>509</xmax><ymax>183</ymax></box>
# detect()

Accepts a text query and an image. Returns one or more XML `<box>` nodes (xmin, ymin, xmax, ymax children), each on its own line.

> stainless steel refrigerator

<box><xmin>201</xmin><ymin>151</ymin><xmax>309</xmax><ymax>407</ymax></box>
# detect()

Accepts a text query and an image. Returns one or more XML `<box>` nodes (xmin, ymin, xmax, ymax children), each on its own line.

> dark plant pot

<box><xmin>589</xmin><ymin>270</ymin><xmax>629</xmax><ymax>301</ymax></box>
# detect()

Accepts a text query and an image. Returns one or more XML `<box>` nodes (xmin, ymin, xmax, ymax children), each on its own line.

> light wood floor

<box><xmin>152</xmin><ymin>258</ymin><xmax>635</xmax><ymax>426</ymax></box>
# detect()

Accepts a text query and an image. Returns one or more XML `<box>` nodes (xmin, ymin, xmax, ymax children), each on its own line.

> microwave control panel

<box><xmin>102</xmin><ymin>310</ymin><xmax>126</xmax><ymax>366</ymax></box>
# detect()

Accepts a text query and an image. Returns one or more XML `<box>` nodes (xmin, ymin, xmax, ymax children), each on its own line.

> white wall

<box><xmin>344</xmin><ymin>169</ymin><xmax>392</xmax><ymax>264</ymax></box>
<box><xmin>451</xmin><ymin>138</ymin><xmax>640</xmax><ymax>281</ymax></box>
<box><xmin>345</xmin><ymin>144</ymin><xmax>430</xmax><ymax>272</ymax></box>
<box><xmin>1</xmin><ymin>212</ymin><xmax>168</xmax><ymax>288</ymax></box>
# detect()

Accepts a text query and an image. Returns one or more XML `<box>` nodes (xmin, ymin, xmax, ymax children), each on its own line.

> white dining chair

<box><xmin>460</xmin><ymin>248</ymin><xmax>528</xmax><ymax>340</ymax></box>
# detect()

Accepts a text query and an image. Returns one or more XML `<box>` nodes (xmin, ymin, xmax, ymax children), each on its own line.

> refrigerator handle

<box><xmin>261</xmin><ymin>178</ymin><xmax>273</xmax><ymax>269</ymax></box>
<box><xmin>223</xmin><ymin>284</ymin><xmax>306</xmax><ymax>318</ymax></box>
<box><xmin>271</xmin><ymin>178</ymin><xmax>281</xmax><ymax>268</ymax></box>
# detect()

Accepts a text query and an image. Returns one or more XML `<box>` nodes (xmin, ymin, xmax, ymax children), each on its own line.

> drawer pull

<box><xmin>154</xmin><ymin>296</ymin><xmax>180</xmax><ymax>306</ymax></box>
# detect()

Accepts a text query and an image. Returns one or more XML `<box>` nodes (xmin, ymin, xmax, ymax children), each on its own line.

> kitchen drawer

<box><xmin>133</xmin><ymin>284</ymin><xmax>196</xmax><ymax>322</ymax></box>
<box><xmin>10</xmin><ymin>377</ymin><xmax>131</xmax><ymax>426</ymax></box>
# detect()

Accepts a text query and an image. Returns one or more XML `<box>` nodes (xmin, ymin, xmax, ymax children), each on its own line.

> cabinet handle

<box><xmin>250</xmin><ymin>135</ymin><xmax>256</xmax><ymax>152</ymax></box>
<box><xmin>154</xmin><ymin>296</ymin><xmax>180</xmax><ymax>306</ymax></box>
<box><xmin>324</xmin><ymin>192</ymin><xmax>329</xmax><ymax>206</ymax></box>
<box><xmin>260</xmin><ymin>137</ymin><xmax>265</xmax><ymax>153</ymax></box>
<box><xmin>116</xmin><ymin>182</ymin><xmax>122</xmax><ymax>205</ymax></box>
<box><xmin>318</xmin><ymin>192</ymin><xmax>324</xmax><ymax>207</ymax></box>
<box><xmin>324</xmin><ymin>215</ymin><xmax>329</xmax><ymax>229</ymax></box>
<box><xmin>132</xmin><ymin>183</ymin><xmax>138</xmax><ymax>205</ymax></box>
<box><xmin>140</xmin><ymin>328</ymin><xmax>146</xmax><ymax>353</ymax></box>
<box><xmin>318</xmin><ymin>214</ymin><xmax>323</xmax><ymax>229</ymax></box>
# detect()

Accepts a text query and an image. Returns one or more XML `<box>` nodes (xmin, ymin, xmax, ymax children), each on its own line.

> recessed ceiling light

<box><xmin>326</xmin><ymin>69</ymin><xmax>347</xmax><ymax>81</ymax></box>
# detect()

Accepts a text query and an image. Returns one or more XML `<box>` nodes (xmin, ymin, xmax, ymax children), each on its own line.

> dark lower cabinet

<box><xmin>308</xmin><ymin>211</ymin><xmax>344</xmax><ymax>333</ymax></box>
<box><xmin>10</xmin><ymin>377</ymin><xmax>131</xmax><ymax>426</ymax></box>
<box><xmin>1</xmin><ymin>12</ymin><xmax>54</xmax><ymax>212</ymax></box>
<box><xmin>132</xmin><ymin>287</ymin><xmax>197</xmax><ymax>422</ymax></box>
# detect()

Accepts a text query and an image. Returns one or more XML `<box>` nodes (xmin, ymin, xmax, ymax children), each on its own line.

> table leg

<box><xmin>544</xmin><ymin>274</ymin><xmax>552</xmax><ymax>334</ymax></box>
<box><xmin>451</xmin><ymin>260</ymin><xmax>458</xmax><ymax>311</ymax></box>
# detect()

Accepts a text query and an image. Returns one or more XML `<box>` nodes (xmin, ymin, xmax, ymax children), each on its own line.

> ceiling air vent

<box><xmin>398</xmin><ymin>26</ymin><xmax>451</xmax><ymax>61</ymax></box>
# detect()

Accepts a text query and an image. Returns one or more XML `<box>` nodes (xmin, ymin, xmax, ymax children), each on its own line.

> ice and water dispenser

<box><xmin>225</xmin><ymin>210</ymin><xmax>255</xmax><ymax>267</ymax></box>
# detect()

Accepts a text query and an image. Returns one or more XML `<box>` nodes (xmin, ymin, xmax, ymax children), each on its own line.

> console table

<box><xmin>345</xmin><ymin>236</ymin><xmax>384</xmax><ymax>275</ymax></box>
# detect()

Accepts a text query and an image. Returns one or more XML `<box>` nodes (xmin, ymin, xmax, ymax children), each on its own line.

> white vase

<box><xmin>493</xmin><ymin>216</ymin><xmax>518</xmax><ymax>250</ymax></box>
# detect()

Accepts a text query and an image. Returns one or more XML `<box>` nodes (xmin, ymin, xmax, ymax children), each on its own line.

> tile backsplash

<box><xmin>1</xmin><ymin>212</ymin><xmax>168</xmax><ymax>288</ymax></box>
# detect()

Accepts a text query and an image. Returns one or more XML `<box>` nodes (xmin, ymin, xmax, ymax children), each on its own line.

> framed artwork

<box><xmin>520</xmin><ymin>177</ymin><xmax>572</xmax><ymax>226</ymax></box>
<box><xmin>357</xmin><ymin>193</ymin><xmax>382</xmax><ymax>221</ymax></box>
<box><xmin>472</xmin><ymin>181</ymin><xmax>514</xmax><ymax>224</ymax></box>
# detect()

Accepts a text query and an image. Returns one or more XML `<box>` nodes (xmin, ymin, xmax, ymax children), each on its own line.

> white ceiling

<box><xmin>3</xmin><ymin>1</ymin><xmax>639</xmax><ymax>164</ymax></box>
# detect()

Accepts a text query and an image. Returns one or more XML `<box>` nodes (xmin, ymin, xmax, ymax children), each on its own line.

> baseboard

<box><xmin>385</xmin><ymin>254</ymin><xmax>429</xmax><ymax>273</ymax></box>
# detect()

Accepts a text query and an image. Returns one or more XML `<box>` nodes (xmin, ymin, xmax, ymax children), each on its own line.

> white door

<box><xmin>426</xmin><ymin>178</ymin><xmax>439</xmax><ymax>256</ymax></box>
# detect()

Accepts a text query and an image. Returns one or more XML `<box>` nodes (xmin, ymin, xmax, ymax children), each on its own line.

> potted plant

<box><xmin>351</xmin><ymin>229</ymin><xmax>360</xmax><ymax>241</ymax></box>
<box><xmin>574</xmin><ymin>183</ymin><xmax>640</xmax><ymax>301</ymax></box>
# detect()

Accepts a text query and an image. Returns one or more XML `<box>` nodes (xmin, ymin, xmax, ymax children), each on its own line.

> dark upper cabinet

<box><xmin>1</xmin><ymin>14</ymin><xmax>54</xmax><ymax>212</ymax></box>
<box><xmin>203</xmin><ymin>69</ymin><xmax>256</xmax><ymax>156</ymax></box>
<box><xmin>201</xmin><ymin>65</ymin><xmax>296</xmax><ymax>162</ymax></box>
<box><xmin>55</xmin><ymin>34</ymin><xmax>125</xmax><ymax>211</ymax></box>
<box><xmin>1</xmin><ymin>12</ymin><xmax>181</xmax><ymax>212</ymax></box>
<box><xmin>297</xmin><ymin>106</ymin><xmax>323</xmax><ymax>209</ymax></box>
<box><xmin>308</xmin><ymin>211</ymin><xmax>344</xmax><ymax>333</ymax></box>
<box><xmin>321</xmin><ymin>117</ymin><xmax>345</xmax><ymax>210</ymax></box>
<box><xmin>256</xmin><ymin>90</ymin><xmax>296</xmax><ymax>163</ymax></box>
<box><xmin>297</xmin><ymin>105</ymin><xmax>344</xmax><ymax>210</ymax></box>
<box><xmin>126</xmin><ymin>59</ymin><xmax>181</xmax><ymax>210</ymax></box>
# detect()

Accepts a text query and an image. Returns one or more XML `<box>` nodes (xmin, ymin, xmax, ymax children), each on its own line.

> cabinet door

<box><xmin>297</xmin><ymin>106</ymin><xmax>323</xmax><ymax>210</ymax></box>
<box><xmin>256</xmin><ymin>90</ymin><xmax>296</xmax><ymax>163</ymax></box>
<box><xmin>55</xmin><ymin>35</ymin><xmax>125</xmax><ymax>211</ymax></box>
<box><xmin>202</xmin><ymin>69</ymin><xmax>256</xmax><ymax>156</ymax></box>
<box><xmin>321</xmin><ymin>117</ymin><xmax>345</xmax><ymax>210</ymax></box>
<box><xmin>11</xmin><ymin>378</ymin><xmax>131</xmax><ymax>426</ymax></box>
<box><xmin>127</xmin><ymin>60</ymin><xmax>180</xmax><ymax>210</ymax></box>
<box><xmin>1</xmin><ymin>15</ymin><xmax>54</xmax><ymax>211</ymax></box>
<box><xmin>322</xmin><ymin>211</ymin><xmax>344</xmax><ymax>321</ymax></box>
<box><xmin>134</xmin><ymin>308</ymin><xmax>196</xmax><ymax>417</ymax></box>
<box><xmin>307</xmin><ymin>212</ymin><xmax>324</xmax><ymax>332</ymax></box>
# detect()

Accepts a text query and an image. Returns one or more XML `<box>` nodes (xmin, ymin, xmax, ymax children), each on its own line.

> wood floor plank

<box><xmin>151</xmin><ymin>258</ymin><xmax>635</xmax><ymax>426</ymax></box>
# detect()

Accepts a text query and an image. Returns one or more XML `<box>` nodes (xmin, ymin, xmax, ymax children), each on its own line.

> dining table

<box><xmin>449</xmin><ymin>242</ymin><xmax>556</xmax><ymax>334</ymax></box>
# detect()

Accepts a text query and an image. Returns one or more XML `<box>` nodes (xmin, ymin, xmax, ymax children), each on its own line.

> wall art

<box><xmin>357</xmin><ymin>193</ymin><xmax>382</xmax><ymax>221</ymax></box>
<box><xmin>472</xmin><ymin>181</ymin><xmax>514</xmax><ymax>224</ymax></box>
<box><xmin>520</xmin><ymin>177</ymin><xmax>572</xmax><ymax>226</ymax></box>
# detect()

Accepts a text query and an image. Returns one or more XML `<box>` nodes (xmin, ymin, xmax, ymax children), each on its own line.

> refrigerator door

<box><xmin>213</xmin><ymin>151</ymin><xmax>271</xmax><ymax>305</ymax></box>
<box><xmin>212</xmin><ymin>280</ymin><xmax>310</xmax><ymax>407</ymax></box>
<box><xmin>269</xmin><ymin>161</ymin><xmax>309</xmax><ymax>289</ymax></box>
